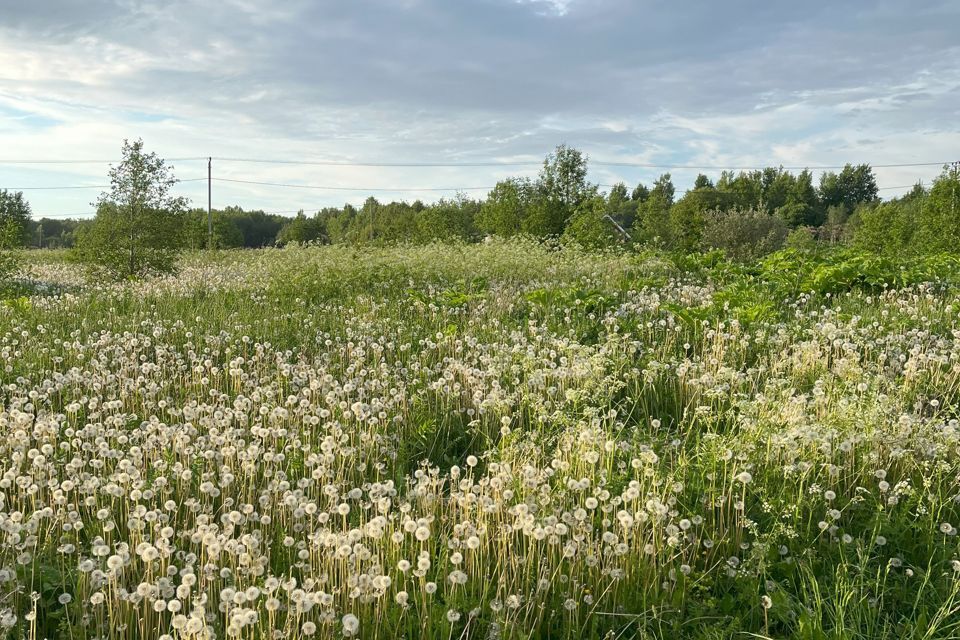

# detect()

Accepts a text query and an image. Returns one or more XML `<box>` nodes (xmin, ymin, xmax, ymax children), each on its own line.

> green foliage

<box><xmin>183</xmin><ymin>209</ymin><xmax>246</xmax><ymax>249</ymax></box>
<box><xmin>477</xmin><ymin>178</ymin><xmax>531</xmax><ymax>236</ymax></box>
<box><xmin>26</xmin><ymin>217</ymin><xmax>81</xmax><ymax>248</ymax></box>
<box><xmin>12</xmin><ymin>145</ymin><xmax>917</xmax><ymax>267</ymax></box>
<box><xmin>701</xmin><ymin>208</ymin><xmax>788</xmax><ymax>262</ymax></box>
<box><xmin>537</xmin><ymin>144</ymin><xmax>592</xmax><ymax>213</ymax></box>
<box><xmin>637</xmin><ymin>173</ymin><xmax>675</xmax><ymax>247</ymax></box>
<box><xmin>276</xmin><ymin>211</ymin><xmax>326</xmax><ymax>245</ymax></box>
<box><xmin>605</xmin><ymin>181</ymin><xmax>638</xmax><ymax>229</ymax></box>
<box><xmin>563</xmin><ymin>194</ymin><xmax>622</xmax><ymax>249</ymax></box>
<box><xmin>414</xmin><ymin>194</ymin><xmax>480</xmax><ymax>242</ymax></box>
<box><xmin>912</xmin><ymin>167</ymin><xmax>960</xmax><ymax>253</ymax></box>
<box><xmin>784</xmin><ymin>226</ymin><xmax>819</xmax><ymax>252</ymax></box>
<box><xmin>819</xmin><ymin>163</ymin><xmax>879</xmax><ymax>213</ymax></box>
<box><xmin>851</xmin><ymin>168</ymin><xmax>960</xmax><ymax>257</ymax></box>
<box><xmin>853</xmin><ymin>198</ymin><xmax>918</xmax><ymax>255</ymax></box>
<box><xmin>0</xmin><ymin>189</ymin><xmax>31</xmax><ymax>245</ymax></box>
<box><xmin>758</xmin><ymin>248</ymin><xmax>960</xmax><ymax>295</ymax></box>
<box><xmin>72</xmin><ymin>139</ymin><xmax>189</xmax><ymax>279</ymax></box>
<box><xmin>0</xmin><ymin>190</ymin><xmax>29</xmax><ymax>292</ymax></box>
<box><xmin>668</xmin><ymin>192</ymin><xmax>710</xmax><ymax>252</ymax></box>
<box><xmin>228</xmin><ymin>207</ymin><xmax>287</xmax><ymax>247</ymax></box>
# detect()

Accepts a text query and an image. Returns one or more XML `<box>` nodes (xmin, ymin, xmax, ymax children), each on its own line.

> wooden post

<box><xmin>208</xmin><ymin>156</ymin><xmax>213</xmax><ymax>250</ymax></box>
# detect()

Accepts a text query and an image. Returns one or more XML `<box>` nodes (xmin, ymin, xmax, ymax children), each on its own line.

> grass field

<box><xmin>2</xmin><ymin>240</ymin><xmax>960</xmax><ymax>639</ymax></box>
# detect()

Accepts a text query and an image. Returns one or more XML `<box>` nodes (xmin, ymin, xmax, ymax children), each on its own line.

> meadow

<box><xmin>1</xmin><ymin>240</ymin><xmax>960</xmax><ymax>639</ymax></box>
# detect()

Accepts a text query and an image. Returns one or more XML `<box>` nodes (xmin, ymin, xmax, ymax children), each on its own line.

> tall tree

<box><xmin>606</xmin><ymin>182</ymin><xmax>636</xmax><ymax>229</ymax></box>
<box><xmin>73</xmin><ymin>139</ymin><xmax>189</xmax><ymax>279</ymax></box>
<box><xmin>0</xmin><ymin>190</ymin><xmax>31</xmax><ymax>245</ymax></box>
<box><xmin>276</xmin><ymin>211</ymin><xmax>326</xmax><ymax>245</ymax></box>
<box><xmin>693</xmin><ymin>173</ymin><xmax>713</xmax><ymax>190</ymax></box>
<box><xmin>415</xmin><ymin>193</ymin><xmax>480</xmax><ymax>242</ymax></box>
<box><xmin>631</xmin><ymin>183</ymin><xmax>650</xmax><ymax>202</ymax></box>
<box><xmin>477</xmin><ymin>178</ymin><xmax>531</xmax><ymax>236</ymax></box>
<box><xmin>537</xmin><ymin>144</ymin><xmax>591</xmax><ymax>213</ymax></box>
<box><xmin>912</xmin><ymin>165</ymin><xmax>960</xmax><ymax>252</ymax></box>
<box><xmin>0</xmin><ymin>190</ymin><xmax>30</xmax><ymax>285</ymax></box>
<box><xmin>564</xmin><ymin>194</ymin><xmax>622</xmax><ymax>249</ymax></box>
<box><xmin>819</xmin><ymin>164</ymin><xmax>878</xmax><ymax>212</ymax></box>
<box><xmin>777</xmin><ymin>169</ymin><xmax>820</xmax><ymax>227</ymax></box>
<box><xmin>637</xmin><ymin>173</ymin><xmax>675</xmax><ymax>247</ymax></box>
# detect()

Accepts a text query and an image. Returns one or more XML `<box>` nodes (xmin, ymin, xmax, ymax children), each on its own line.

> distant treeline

<box><xmin>27</xmin><ymin>207</ymin><xmax>288</xmax><ymax>250</ymax></box>
<box><xmin>18</xmin><ymin>146</ymin><xmax>960</xmax><ymax>260</ymax></box>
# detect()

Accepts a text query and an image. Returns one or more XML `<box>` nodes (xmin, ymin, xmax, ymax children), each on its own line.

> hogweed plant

<box><xmin>0</xmin><ymin>239</ymin><xmax>959</xmax><ymax>639</ymax></box>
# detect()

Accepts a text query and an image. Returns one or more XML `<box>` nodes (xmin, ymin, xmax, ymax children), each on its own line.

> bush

<box><xmin>701</xmin><ymin>208</ymin><xmax>788</xmax><ymax>261</ymax></box>
<box><xmin>758</xmin><ymin>248</ymin><xmax>960</xmax><ymax>295</ymax></box>
<box><xmin>784</xmin><ymin>226</ymin><xmax>818</xmax><ymax>252</ymax></box>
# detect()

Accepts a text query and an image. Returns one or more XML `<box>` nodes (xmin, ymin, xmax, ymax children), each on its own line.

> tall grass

<box><xmin>0</xmin><ymin>240</ymin><xmax>958</xmax><ymax>639</ymax></box>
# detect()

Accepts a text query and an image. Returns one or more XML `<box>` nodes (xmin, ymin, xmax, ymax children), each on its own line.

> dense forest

<box><xmin>7</xmin><ymin>146</ymin><xmax>960</xmax><ymax>260</ymax></box>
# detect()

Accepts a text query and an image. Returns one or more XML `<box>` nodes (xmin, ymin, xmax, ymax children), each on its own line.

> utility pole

<box><xmin>207</xmin><ymin>156</ymin><xmax>213</xmax><ymax>250</ymax></box>
<box><xmin>603</xmin><ymin>214</ymin><xmax>632</xmax><ymax>242</ymax></box>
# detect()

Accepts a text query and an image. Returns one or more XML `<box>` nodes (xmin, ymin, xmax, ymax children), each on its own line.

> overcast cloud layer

<box><xmin>1</xmin><ymin>0</ymin><xmax>959</xmax><ymax>216</ymax></box>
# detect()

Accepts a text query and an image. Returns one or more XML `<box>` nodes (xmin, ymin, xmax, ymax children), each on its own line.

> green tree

<box><xmin>538</xmin><ymin>144</ymin><xmax>591</xmax><ymax>212</ymax></box>
<box><xmin>644</xmin><ymin>175</ymin><xmax>721</xmax><ymax>250</ymax></box>
<box><xmin>759</xmin><ymin>167</ymin><xmax>793</xmax><ymax>212</ymax></box>
<box><xmin>27</xmin><ymin>217</ymin><xmax>81</xmax><ymax>248</ymax></box>
<box><xmin>777</xmin><ymin>169</ymin><xmax>820</xmax><ymax>227</ymax></box>
<box><xmin>912</xmin><ymin>166</ymin><xmax>960</xmax><ymax>252</ymax></box>
<box><xmin>0</xmin><ymin>190</ymin><xmax>30</xmax><ymax>287</ymax></box>
<box><xmin>606</xmin><ymin>182</ymin><xmax>637</xmax><ymax>229</ymax></box>
<box><xmin>0</xmin><ymin>189</ymin><xmax>31</xmax><ymax>245</ymax></box>
<box><xmin>852</xmin><ymin>198</ymin><xmax>917</xmax><ymax>254</ymax></box>
<box><xmin>415</xmin><ymin>194</ymin><xmax>479</xmax><ymax>242</ymax></box>
<box><xmin>276</xmin><ymin>211</ymin><xmax>326</xmax><ymax>245</ymax></box>
<box><xmin>701</xmin><ymin>208</ymin><xmax>788</xmax><ymax>261</ymax></box>
<box><xmin>320</xmin><ymin>204</ymin><xmax>357</xmax><ymax>244</ymax></box>
<box><xmin>631</xmin><ymin>183</ymin><xmax>650</xmax><ymax>202</ymax></box>
<box><xmin>637</xmin><ymin>174</ymin><xmax>674</xmax><ymax>247</ymax></box>
<box><xmin>525</xmin><ymin>145</ymin><xmax>595</xmax><ymax>236</ymax></box>
<box><xmin>693</xmin><ymin>174</ymin><xmax>713</xmax><ymax>190</ymax></box>
<box><xmin>819</xmin><ymin>164</ymin><xmax>878</xmax><ymax>213</ymax></box>
<box><xmin>717</xmin><ymin>170</ymin><xmax>763</xmax><ymax>210</ymax></box>
<box><xmin>228</xmin><ymin>207</ymin><xmax>286</xmax><ymax>247</ymax></box>
<box><xmin>668</xmin><ymin>196</ymin><xmax>706</xmax><ymax>252</ymax></box>
<box><xmin>183</xmin><ymin>209</ymin><xmax>244</xmax><ymax>249</ymax></box>
<box><xmin>477</xmin><ymin>178</ymin><xmax>531</xmax><ymax>237</ymax></box>
<box><xmin>521</xmin><ymin>196</ymin><xmax>568</xmax><ymax>237</ymax></box>
<box><xmin>73</xmin><ymin>139</ymin><xmax>189</xmax><ymax>279</ymax></box>
<box><xmin>564</xmin><ymin>194</ymin><xmax>622</xmax><ymax>249</ymax></box>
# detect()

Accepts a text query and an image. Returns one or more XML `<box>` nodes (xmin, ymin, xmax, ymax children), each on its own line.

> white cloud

<box><xmin>514</xmin><ymin>0</ymin><xmax>576</xmax><ymax>17</ymax></box>
<box><xmin>0</xmin><ymin>0</ymin><xmax>957</xmax><ymax>215</ymax></box>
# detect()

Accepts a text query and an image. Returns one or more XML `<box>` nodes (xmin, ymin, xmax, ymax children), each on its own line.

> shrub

<box><xmin>701</xmin><ymin>208</ymin><xmax>788</xmax><ymax>261</ymax></box>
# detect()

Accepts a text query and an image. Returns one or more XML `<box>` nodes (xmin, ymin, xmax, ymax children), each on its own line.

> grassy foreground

<box><xmin>2</xmin><ymin>240</ymin><xmax>960</xmax><ymax>639</ymax></box>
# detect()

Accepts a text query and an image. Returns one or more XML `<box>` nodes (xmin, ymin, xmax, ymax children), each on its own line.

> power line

<box><xmin>211</xmin><ymin>157</ymin><xmax>542</xmax><ymax>168</ymax></box>
<box><xmin>1</xmin><ymin>178</ymin><xmax>207</xmax><ymax>190</ymax></box>
<box><xmin>0</xmin><ymin>155</ymin><xmax>951</xmax><ymax>170</ymax></box>
<box><xmin>0</xmin><ymin>157</ymin><xmax>209</xmax><ymax>165</ymax></box>
<box><xmin>212</xmin><ymin>177</ymin><xmax>495</xmax><ymax>192</ymax></box>
<box><xmin>591</xmin><ymin>160</ymin><xmax>948</xmax><ymax>170</ymax></box>
<box><xmin>213</xmin><ymin>156</ymin><xmax>951</xmax><ymax>170</ymax></box>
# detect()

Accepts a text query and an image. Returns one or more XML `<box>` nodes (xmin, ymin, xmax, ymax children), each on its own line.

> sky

<box><xmin>1</xmin><ymin>0</ymin><xmax>959</xmax><ymax>218</ymax></box>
